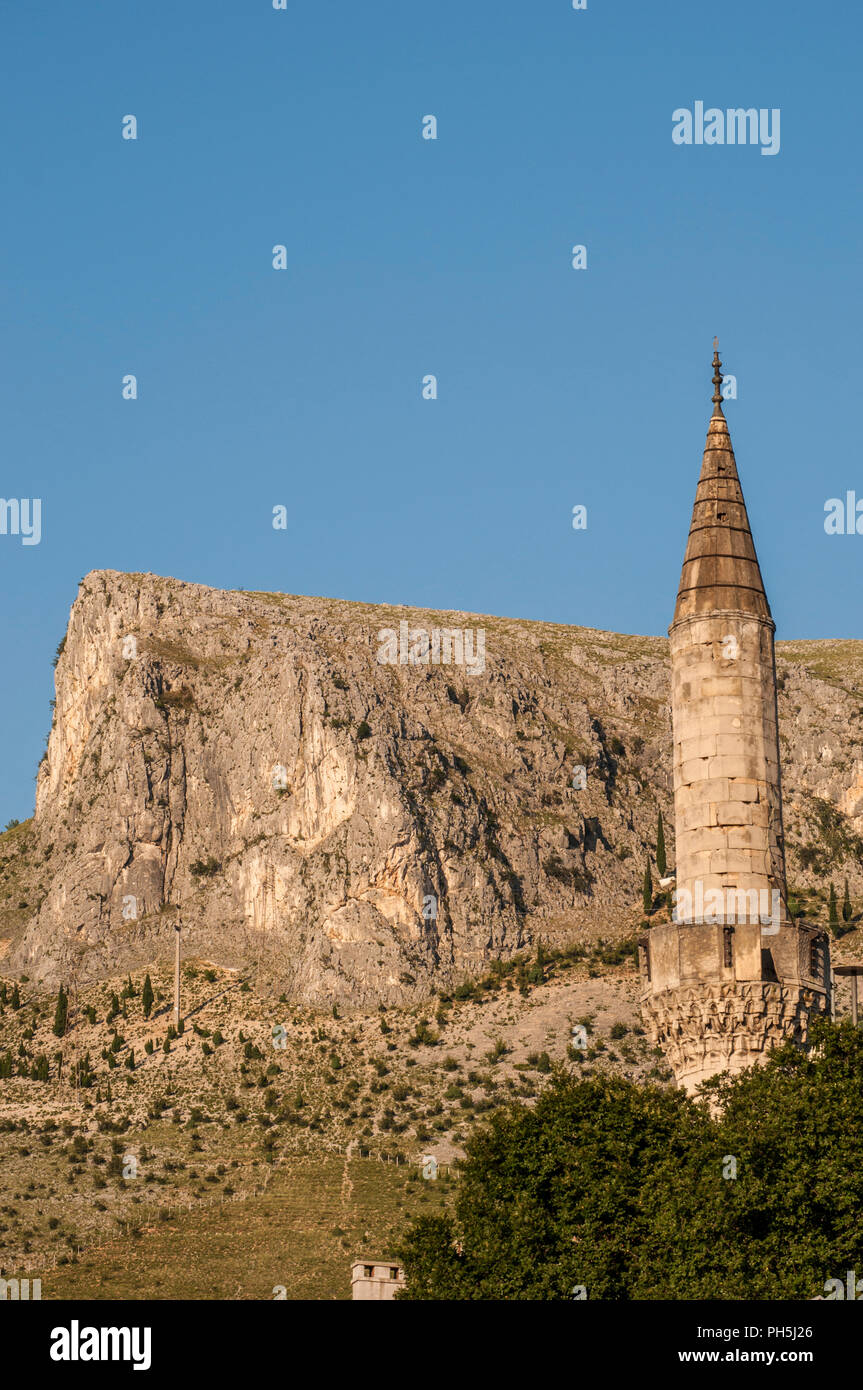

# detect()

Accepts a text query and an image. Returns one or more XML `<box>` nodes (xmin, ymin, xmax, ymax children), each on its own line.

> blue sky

<box><xmin>2</xmin><ymin>0</ymin><xmax>861</xmax><ymax>823</ymax></box>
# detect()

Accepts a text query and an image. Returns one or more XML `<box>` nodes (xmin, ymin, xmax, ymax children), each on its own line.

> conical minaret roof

<box><xmin>672</xmin><ymin>347</ymin><xmax>772</xmax><ymax>626</ymax></box>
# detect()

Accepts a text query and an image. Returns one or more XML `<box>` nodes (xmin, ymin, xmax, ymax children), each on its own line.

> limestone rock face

<box><xmin>6</xmin><ymin>571</ymin><xmax>675</xmax><ymax>1001</ymax></box>
<box><xmin>3</xmin><ymin>569</ymin><xmax>863</xmax><ymax>1006</ymax></box>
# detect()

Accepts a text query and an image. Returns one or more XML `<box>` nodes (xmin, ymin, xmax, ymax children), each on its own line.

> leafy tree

<box><xmin>398</xmin><ymin>1071</ymin><xmax>698</xmax><ymax>1299</ymax></box>
<box><xmin>642</xmin><ymin>858</ymin><xmax>653</xmax><ymax>914</ymax></box>
<box><xmin>842</xmin><ymin>878</ymin><xmax>852</xmax><ymax>924</ymax></box>
<box><xmin>52</xmin><ymin>985</ymin><xmax>68</xmax><ymax>1038</ymax></box>
<box><xmin>829</xmin><ymin>883</ymin><xmax>839</xmax><ymax>932</ymax></box>
<box><xmin>398</xmin><ymin>1022</ymin><xmax>863</xmax><ymax>1300</ymax></box>
<box><xmin>142</xmin><ymin>974</ymin><xmax>154</xmax><ymax>1019</ymax></box>
<box><xmin>656</xmin><ymin>810</ymin><xmax>667</xmax><ymax>879</ymax></box>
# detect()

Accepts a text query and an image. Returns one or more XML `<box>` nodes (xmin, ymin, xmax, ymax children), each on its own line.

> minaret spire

<box><xmin>638</xmin><ymin>344</ymin><xmax>830</xmax><ymax>1093</ymax></box>
<box><xmin>673</xmin><ymin>347</ymin><xmax>770</xmax><ymax>625</ymax></box>
<box><xmin>712</xmin><ymin>338</ymin><xmax>724</xmax><ymax>413</ymax></box>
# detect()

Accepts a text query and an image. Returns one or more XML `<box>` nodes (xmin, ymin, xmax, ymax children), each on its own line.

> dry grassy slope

<box><xmin>1</xmin><ymin>570</ymin><xmax>863</xmax><ymax>1001</ymax></box>
<box><xmin>0</xmin><ymin>945</ymin><xmax>657</xmax><ymax>1292</ymax></box>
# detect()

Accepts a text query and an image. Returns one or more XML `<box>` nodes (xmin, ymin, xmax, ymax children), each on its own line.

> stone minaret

<box><xmin>640</xmin><ymin>347</ymin><xmax>830</xmax><ymax>1092</ymax></box>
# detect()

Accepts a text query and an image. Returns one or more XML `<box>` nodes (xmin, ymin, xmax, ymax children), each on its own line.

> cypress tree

<box><xmin>642</xmin><ymin>858</ymin><xmax>653</xmax><ymax>914</ymax></box>
<box><xmin>53</xmin><ymin>985</ymin><xmax>68</xmax><ymax>1038</ymax></box>
<box><xmin>842</xmin><ymin>878</ymin><xmax>852</xmax><ymax>924</ymax></box>
<box><xmin>142</xmin><ymin>974</ymin><xmax>154</xmax><ymax>1020</ymax></box>
<box><xmin>108</xmin><ymin>992</ymin><xmax>120</xmax><ymax>1021</ymax></box>
<box><xmin>529</xmin><ymin>940</ymin><xmax>545</xmax><ymax>985</ymax></box>
<box><xmin>829</xmin><ymin>883</ymin><xmax>839</xmax><ymax>932</ymax></box>
<box><xmin>0</xmin><ymin>982</ymin><xmax>6</xmax><ymax>1005</ymax></box>
<box><xmin>125</xmin><ymin>1049</ymin><xmax>135</xmax><ymax>1070</ymax></box>
<box><xmin>656</xmin><ymin>811</ymin><xmax>667</xmax><ymax>879</ymax></box>
<box><xmin>11</xmin><ymin>984</ymin><xmax>20</xmax><ymax>1009</ymax></box>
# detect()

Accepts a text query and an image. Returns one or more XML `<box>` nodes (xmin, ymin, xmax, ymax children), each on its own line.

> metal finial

<box><xmin>712</xmin><ymin>342</ymin><xmax>723</xmax><ymax>406</ymax></box>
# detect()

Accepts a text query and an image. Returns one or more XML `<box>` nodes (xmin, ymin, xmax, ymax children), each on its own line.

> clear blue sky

<box><xmin>2</xmin><ymin>0</ymin><xmax>861</xmax><ymax>824</ymax></box>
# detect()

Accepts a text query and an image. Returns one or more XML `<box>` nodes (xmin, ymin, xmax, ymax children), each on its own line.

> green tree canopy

<box><xmin>398</xmin><ymin>1020</ymin><xmax>863</xmax><ymax>1300</ymax></box>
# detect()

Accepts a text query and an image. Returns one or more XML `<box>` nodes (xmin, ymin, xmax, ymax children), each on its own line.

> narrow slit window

<box><xmin>809</xmin><ymin>938</ymin><xmax>822</xmax><ymax>980</ymax></box>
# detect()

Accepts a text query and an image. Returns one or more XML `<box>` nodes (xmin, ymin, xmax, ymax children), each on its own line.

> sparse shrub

<box><xmin>190</xmin><ymin>856</ymin><xmax>221</xmax><ymax>879</ymax></box>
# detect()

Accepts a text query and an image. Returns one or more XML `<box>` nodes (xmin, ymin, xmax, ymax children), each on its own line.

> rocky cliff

<box><xmin>2</xmin><ymin>570</ymin><xmax>863</xmax><ymax>1001</ymax></box>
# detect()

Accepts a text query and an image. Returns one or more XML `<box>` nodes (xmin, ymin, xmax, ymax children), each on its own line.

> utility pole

<box><xmin>833</xmin><ymin>965</ymin><xmax>863</xmax><ymax>1027</ymax></box>
<box><xmin>173</xmin><ymin>922</ymin><xmax>181</xmax><ymax>1031</ymax></box>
